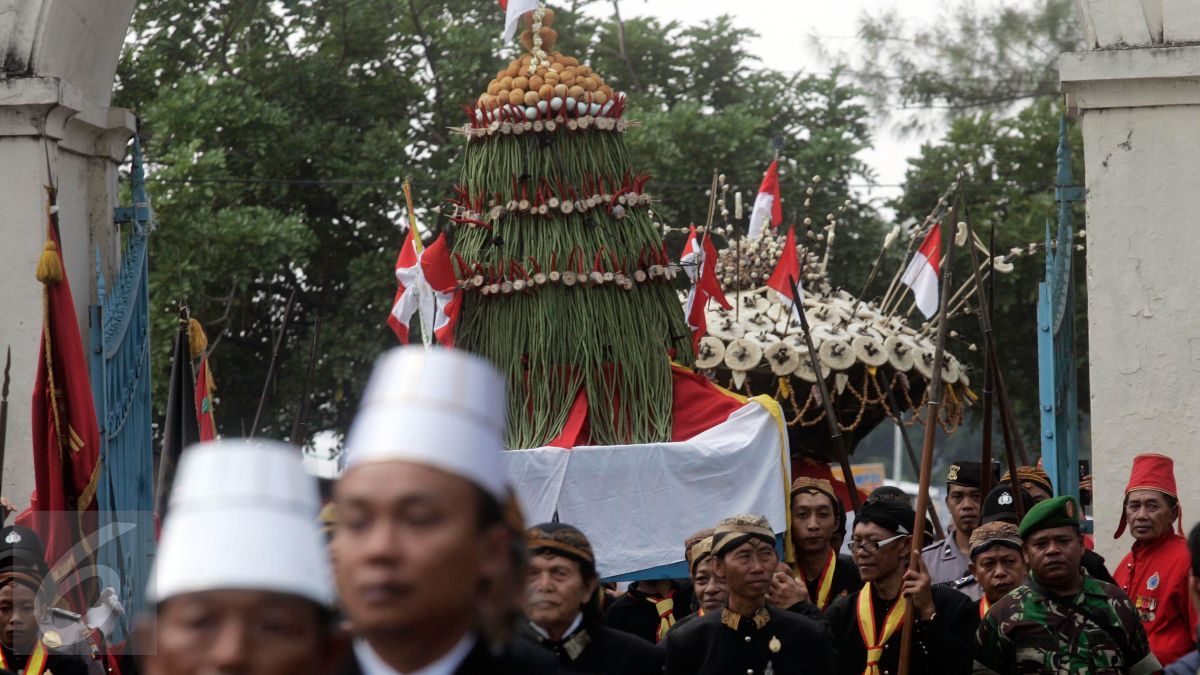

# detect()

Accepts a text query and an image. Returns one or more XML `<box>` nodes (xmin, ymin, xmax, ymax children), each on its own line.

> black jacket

<box><xmin>523</xmin><ymin>619</ymin><xmax>663</xmax><ymax>674</ymax></box>
<box><xmin>603</xmin><ymin>582</ymin><xmax>683</xmax><ymax>644</ymax></box>
<box><xmin>663</xmin><ymin>605</ymin><xmax>833</xmax><ymax>675</ymax></box>
<box><xmin>826</xmin><ymin>585</ymin><xmax>978</xmax><ymax>675</ymax></box>
<box><xmin>338</xmin><ymin>635</ymin><xmax>558</xmax><ymax>675</ymax></box>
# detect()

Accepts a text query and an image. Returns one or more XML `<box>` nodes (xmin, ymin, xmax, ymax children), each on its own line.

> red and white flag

<box><xmin>899</xmin><ymin>222</ymin><xmax>942</xmax><ymax>319</ymax></box>
<box><xmin>500</xmin><ymin>0</ymin><xmax>540</xmax><ymax>41</ymax></box>
<box><xmin>683</xmin><ymin>232</ymin><xmax>731</xmax><ymax>350</ymax></box>
<box><xmin>388</xmin><ymin>231</ymin><xmax>462</xmax><ymax>346</ymax></box>
<box><xmin>679</xmin><ymin>224</ymin><xmax>702</xmax><ymax>282</ymax></box>
<box><xmin>747</xmin><ymin>160</ymin><xmax>783</xmax><ymax>239</ymax></box>
<box><xmin>766</xmin><ymin>225</ymin><xmax>803</xmax><ymax>323</ymax></box>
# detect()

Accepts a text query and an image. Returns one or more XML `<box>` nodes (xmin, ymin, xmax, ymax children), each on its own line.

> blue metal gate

<box><xmin>1037</xmin><ymin>117</ymin><xmax>1084</xmax><ymax>510</ymax></box>
<box><xmin>89</xmin><ymin>136</ymin><xmax>156</xmax><ymax>626</ymax></box>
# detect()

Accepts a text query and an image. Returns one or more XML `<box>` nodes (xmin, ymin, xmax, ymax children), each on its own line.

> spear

<box><xmin>842</xmin><ymin>224</ymin><xmax>900</xmax><ymax>329</ymax></box>
<box><xmin>249</xmin><ymin>288</ymin><xmax>297</xmax><ymax>439</ymax></box>
<box><xmin>898</xmin><ymin>222</ymin><xmax>953</xmax><ymax>675</ymax></box>
<box><xmin>877</xmin><ymin>373</ymin><xmax>944</xmax><ymax>541</ymax></box>
<box><xmin>979</xmin><ymin>223</ymin><xmax>996</xmax><ymax>498</ymax></box>
<box><xmin>0</xmin><ymin>347</ymin><xmax>10</xmax><ymax>501</ymax></box>
<box><xmin>789</xmin><ymin>275</ymin><xmax>862</xmax><ymax>513</ymax></box>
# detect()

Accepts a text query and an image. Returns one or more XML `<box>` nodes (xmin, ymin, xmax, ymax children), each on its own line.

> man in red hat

<box><xmin>1113</xmin><ymin>453</ymin><xmax>1197</xmax><ymax>667</ymax></box>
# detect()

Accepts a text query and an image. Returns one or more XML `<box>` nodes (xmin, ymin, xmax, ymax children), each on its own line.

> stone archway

<box><xmin>0</xmin><ymin>0</ymin><xmax>137</xmax><ymax>500</ymax></box>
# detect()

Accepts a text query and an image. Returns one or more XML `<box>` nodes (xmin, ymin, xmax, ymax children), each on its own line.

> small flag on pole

<box><xmin>683</xmin><ymin>233</ymin><xmax>731</xmax><ymax>349</ymax></box>
<box><xmin>747</xmin><ymin>160</ymin><xmax>783</xmax><ymax>239</ymax></box>
<box><xmin>899</xmin><ymin>223</ymin><xmax>943</xmax><ymax>319</ymax></box>
<box><xmin>766</xmin><ymin>225</ymin><xmax>803</xmax><ymax>323</ymax></box>
<box><xmin>388</xmin><ymin>231</ymin><xmax>461</xmax><ymax>347</ymax></box>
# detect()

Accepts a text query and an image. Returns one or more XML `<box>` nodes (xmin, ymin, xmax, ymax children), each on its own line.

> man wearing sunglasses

<box><xmin>827</xmin><ymin>497</ymin><xmax>978</xmax><ymax>674</ymax></box>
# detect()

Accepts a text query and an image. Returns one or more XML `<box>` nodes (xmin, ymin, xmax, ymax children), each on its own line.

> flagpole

<box><xmin>0</xmin><ymin>346</ymin><xmax>10</xmax><ymax>507</ymax></box>
<box><xmin>898</xmin><ymin>222</ymin><xmax>954</xmax><ymax>675</ymax></box>
<box><xmin>788</xmin><ymin>274</ymin><xmax>862</xmax><ymax>513</ymax></box>
<box><xmin>702</xmin><ymin>171</ymin><xmax>719</xmax><ymax>319</ymax></box>
<box><xmin>403</xmin><ymin>178</ymin><xmax>424</xmax><ymax>254</ymax></box>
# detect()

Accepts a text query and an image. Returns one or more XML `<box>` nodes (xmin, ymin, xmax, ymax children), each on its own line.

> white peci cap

<box><xmin>342</xmin><ymin>346</ymin><xmax>509</xmax><ymax>501</ymax></box>
<box><xmin>148</xmin><ymin>439</ymin><xmax>333</xmax><ymax>608</ymax></box>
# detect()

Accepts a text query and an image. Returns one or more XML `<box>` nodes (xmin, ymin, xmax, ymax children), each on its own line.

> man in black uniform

<box><xmin>827</xmin><ymin>497</ymin><xmax>978</xmax><ymax>675</ymax></box>
<box><xmin>603</xmin><ymin>577</ymin><xmax>682</xmax><ymax>644</ymax></box>
<box><xmin>663</xmin><ymin>514</ymin><xmax>834</xmax><ymax>674</ymax></box>
<box><xmin>790</xmin><ymin>477</ymin><xmax>862</xmax><ymax>611</ymax></box>
<box><xmin>522</xmin><ymin>522</ymin><xmax>662</xmax><ymax>673</ymax></box>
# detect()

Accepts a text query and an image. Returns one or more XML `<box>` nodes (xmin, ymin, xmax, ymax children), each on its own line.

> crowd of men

<box><xmin>2</xmin><ymin>345</ymin><xmax>1199</xmax><ymax>674</ymax></box>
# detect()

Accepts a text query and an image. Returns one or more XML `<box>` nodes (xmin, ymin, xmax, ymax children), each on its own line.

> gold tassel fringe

<box><xmin>187</xmin><ymin>318</ymin><xmax>209</xmax><ymax>359</ymax></box>
<box><xmin>36</xmin><ymin>240</ymin><xmax>62</xmax><ymax>285</ymax></box>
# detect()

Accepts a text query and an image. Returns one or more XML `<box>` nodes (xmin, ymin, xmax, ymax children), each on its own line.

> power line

<box><xmin>143</xmin><ymin>176</ymin><xmax>1055</xmax><ymax>193</ymax></box>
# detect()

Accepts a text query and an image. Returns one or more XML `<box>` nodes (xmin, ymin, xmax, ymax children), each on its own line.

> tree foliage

<box><xmin>874</xmin><ymin>98</ymin><xmax>1086</xmax><ymax>463</ymax></box>
<box><xmin>116</xmin><ymin>1</ymin><xmax>879</xmax><ymax>447</ymax></box>
<box><xmin>844</xmin><ymin>0</ymin><xmax>1081</xmax><ymax>128</ymax></box>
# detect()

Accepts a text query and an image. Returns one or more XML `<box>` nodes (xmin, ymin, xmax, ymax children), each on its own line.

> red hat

<box><xmin>1114</xmin><ymin>453</ymin><xmax>1181</xmax><ymax>539</ymax></box>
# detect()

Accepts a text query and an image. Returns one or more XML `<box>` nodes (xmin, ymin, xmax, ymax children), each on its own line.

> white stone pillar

<box><xmin>0</xmin><ymin>77</ymin><xmax>134</xmax><ymax>504</ymax></box>
<box><xmin>1062</xmin><ymin>39</ymin><xmax>1200</xmax><ymax>565</ymax></box>
<box><xmin>1</xmin><ymin>0</ymin><xmax>136</xmax><ymax>507</ymax></box>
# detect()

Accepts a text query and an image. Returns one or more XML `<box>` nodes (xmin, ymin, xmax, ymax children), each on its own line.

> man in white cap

<box><xmin>139</xmin><ymin>439</ymin><xmax>345</xmax><ymax>675</ymax></box>
<box><xmin>333</xmin><ymin>347</ymin><xmax>555</xmax><ymax>674</ymax></box>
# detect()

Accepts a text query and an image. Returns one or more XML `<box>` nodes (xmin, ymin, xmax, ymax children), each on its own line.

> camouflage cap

<box><xmin>1018</xmin><ymin>495</ymin><xmax>1081</xmax><ymax>539</ymax></box>
<box><xmin>969</xmin><ymin>521</ymin><xmax>1022</xmax><ymax>559</ymax></box>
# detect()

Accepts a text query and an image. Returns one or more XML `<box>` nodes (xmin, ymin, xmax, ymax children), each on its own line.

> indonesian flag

<box><xmin>388</xmin><ymin>231</ymin><xmax>462</xmax><ymax>346</ymax></box>
<box><xmin>679</xmin><ymin>224</ymin><xmax>701</xmax><ymax>282</ymax></box>
<box><xmin>683</xmin><ymin>232</ymin><xmax>731</xmax><ymax>350</ymax></box>
<box><xmin>747</xmin><ymin>160</ymin><xmax>784</xmax><ymax>239</ymax></box>
<box><xmin>20</xmin><ymin>188</ymin><xmax>101</xmax><ymax>612</ymax></box>
<box><xmin>899</xmin><ymin>223</ymin><xmax>942</xmax><ymax>319</ymax></box>
<box><xmin>766</xmin><ymin>225</ymin><xmax>803</xmax><ymax>323</ymax></box>
<box><xmin>500</xmin><ymin>0</ymin><xmax>539</xmax><ymax>41</ymax></box>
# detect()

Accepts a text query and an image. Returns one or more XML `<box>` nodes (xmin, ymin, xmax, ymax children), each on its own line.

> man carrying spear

<box><xmin>826</xmin><ymin>496</ymin><xmax>978</xmax><ymax>675</ymax></box>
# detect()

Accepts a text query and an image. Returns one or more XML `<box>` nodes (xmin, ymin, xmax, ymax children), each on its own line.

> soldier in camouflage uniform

<box><xmin>974</xmin><ymin>496</ymin><xmax>1161</xmax><ymax>675</ymax></box>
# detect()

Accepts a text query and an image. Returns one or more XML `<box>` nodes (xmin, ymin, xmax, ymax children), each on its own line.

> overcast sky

<box><xmin>581</xmin><ymin>0</ymin><xmax>1038</xmax><ymax>207</ymax></box>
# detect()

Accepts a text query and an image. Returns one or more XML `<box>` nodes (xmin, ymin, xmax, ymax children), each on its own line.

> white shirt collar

<box><xmin>353</xmin><ymin>633</ymin><xmax>476</xmax><ymax>675</ymax></box>
<box><xmin>528</xmin><ymin>612</ymin><xmax>584</xmax><ymax>641</ymax></box>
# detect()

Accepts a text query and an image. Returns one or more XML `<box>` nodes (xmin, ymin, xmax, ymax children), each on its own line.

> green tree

<box><xmin>886</xmin><ymin>97</ymin><xmax>1086</xmax><ymax>454</ymax></box>
<box><xmin>844</xmin><ymin>0</ymin><xmax>1081</xmax><ymax>128</ymax></box>
<box><xmin>116</xmin><ymin>1</ymin><xmax>881</xmax><ymax>447</ymax></box>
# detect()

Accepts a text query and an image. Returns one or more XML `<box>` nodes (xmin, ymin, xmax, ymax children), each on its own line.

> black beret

<box><xmin>945</xmin><ymin>460</ymin><xmax>1001</xmax><ymax>489</ymax></box>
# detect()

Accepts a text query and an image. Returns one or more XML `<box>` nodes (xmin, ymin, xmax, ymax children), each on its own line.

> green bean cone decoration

<box><xmin>449</xmin><ymin>8</ymin><xmax>693</xmax><ymax>449</ymax></box>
